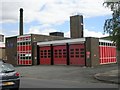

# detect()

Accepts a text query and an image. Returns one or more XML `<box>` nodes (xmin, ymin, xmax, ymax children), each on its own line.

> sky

<box><xmin>0</xmin><ymin>0</ymin><xmax>113</xmax><ymax>39</ymax></box>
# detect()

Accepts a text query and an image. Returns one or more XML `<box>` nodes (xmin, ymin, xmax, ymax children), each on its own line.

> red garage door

<box><xmin>69</xmin><ymin>44</ymin><xmax>85</xmax><ymax>66</ymax></box>
<box><xmin>53</xmin><ymin>45</ymin><xmax>67</xmax><ymax>65</ymax></box>
<box><xmin>40</xmin><ymin>46</ymin><xmax>51</xmax><ymax>65</ymax></box>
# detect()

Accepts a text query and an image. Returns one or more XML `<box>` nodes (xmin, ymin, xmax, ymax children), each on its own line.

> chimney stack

<box><xmin>19</xmin><ymin>8</ymin><xmax>23</xmax><ymax>35</ymax></box>
<box><xmin>70</xmin><ymin>15</ymin><xmax>84</xmax><ymax>38</ymax></box>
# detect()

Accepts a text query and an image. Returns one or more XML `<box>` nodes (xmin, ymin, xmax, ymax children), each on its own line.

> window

<box><xmin>17</xmin><ymin>39</ymin><xmax>32</xmax><ymax>62</ymax></box>
<box><xmin>22</xmin><ymin>54</ymin><xmax>25</xmax><ymax>56</ymax></box>
<box><xmin>81</xmin><ymin>52</ymin><xmax>84</xmax><ymax>54</ymax></box>
<box><xmin>59</xmin><ymin>53</ymin><xmax>62</xmax><ymax>55</ymax></box>
<box><xmin>20</xmin><ymin>57</ymin><xmax>23</xmax><ymax>59</ymax></box>
<box><xmin>41</xmin><ymin>56</ymin><xmax>43</xmax><ymax>58</ymax></box>
<box><xmin>44</xmin><ymin>56</ymin><xmax>47</xmax><ymax>58</ymax></box>
<box><xmin>29</xmin><ymin>57</ymin><xmax>31</xmax><ymax>59</ymax></box>
<box><xmin>26</xmin><ymin>57</ymin><xmax>29</xmax><ymax>59</ymax></box>
<box><xmin>63</xmin><ymin>49</ymin><xmax>66</xmax><ymax>52</ymax></box>
<box><xmin>48</xmin><ymin>56</ymin><xmax>51</xmax><ymax>58</ymax></box>
<box><xmin>59</xmin><ymin>56</ymin><xmax>62</xmax><ymax>58</ymax></box>
<box><xmin>55</xmin><ymin>52</ymin><xmax>57</xmax><ymax>55</ymax></box>
<box><xmin>59</xmin><ymin>50</ymin><xmax>62</xmax><ymax>52</ymax></box>
<box><xmin>23</xmin><ymin>42</ymin><xmax>25</xmax><ymax>45</ymax></box>
<box><xmin>44</xmin><ymin>50</ymin><xmax>47</xmax><ymax>52</ymax></box>
<box><xmin>63</xmin><ymin>55</ymin><xmax>66</xmax><ymax>58</ymax></box>
<box><xmin>20</xmin><ymin>43</ymin><xmax>22</xmax><ymax>45</ymax></box>
<box><xmin>17</xmin><ymin>43</ymin><xmax>20</xmax><ymax>46</ymax></box>
<box><xmin>44</xmin><ymin>53</ymin><xmax>47</xmax><ymax>55</ymax></box>
<box><xmin>76</xmin><ymin>49</ymin><xmax>79</xmax><ymax>51</ymax></box>
<box><xmin>55</xmin><ymin>56</ymin><xmax>58</xmax><ymax>58</ymax></box>
<box><xmin>76</xmin><ymin>55</ymin><xmax>79</xmax><ymax>58</ymax></box>
<box><xmin>81</xmin><ymin>55</ymin><xmax>84</xmax><ymax>58</ymax></box>
<box><xmin>99</xmin><ymin>42</ymin><xmax>101</xmax><ymax>45</ymax></box>
<box><xmin>71</xmin><ymin>55</ymin><xmax>74</xmax><ymax>58</ymax></box>
<box><xmin>70</xmin><ymin>49</ymin><xmax>74</xmax><ymax>51</ymax></box>
<box><xmin>41</xmin><ymin>50</ymin><xmax>43</xmax><ymax>53</ymax></box>
<box><xmin>40</xmin><ymin>52</ymin><xmax>43</xmax><ymax>55</ymax></box>
<box><xmin>80</xmin><ymin>48</ymin><xmax>84</xmax><ymax>51</ymax></box>
<box><xmin>28</xmin><ymin>42</ymin><xmax>31</xmax><ymax>45</ymax></box>
<box><xmin>63</xmin><ymin>52</ymin><xmax>66</xmax><ymax>55</ymax></box>
<box><xmin>48</xmin><ymin>52</ymin><xmax>51</xmax><ymax>55</ymax></box>
<box><xmin>48</xmin><ymin>50</ymin><xmax>51</xmax><ymax>53</ymax></box>
<box><xmin>76</xmin><ymin>52</ymin><xmax>79</xmax><ymax>54</ymax></box>
<box><xmin>23</xmin><ymin>57</ymin><xmax>25</xmax><ymax>59</ymax></box>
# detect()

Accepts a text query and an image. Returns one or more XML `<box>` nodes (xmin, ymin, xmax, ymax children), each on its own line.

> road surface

<box><xmin>20</xmin><ymin>77</ymin><xmax>118</xmax><ymax>88</ymax></box>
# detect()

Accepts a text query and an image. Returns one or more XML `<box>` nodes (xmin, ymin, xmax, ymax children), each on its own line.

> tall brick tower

<box><xmin>70</xmin><ymin>15</ymin><xmax>84</xmax><ymax>38</ymax></box>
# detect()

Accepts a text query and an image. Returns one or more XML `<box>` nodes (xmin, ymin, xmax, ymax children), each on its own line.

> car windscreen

<box><xmin>0</xmin><ymin>63</ymin><xmax>15</xmax><ymax>73</ymax></box>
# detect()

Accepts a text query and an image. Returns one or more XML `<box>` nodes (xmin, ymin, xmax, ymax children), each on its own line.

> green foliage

<box><xmin>103</xmin><ymin>1</ymin><xmax>120</xmax><ymax>50</ymax></box>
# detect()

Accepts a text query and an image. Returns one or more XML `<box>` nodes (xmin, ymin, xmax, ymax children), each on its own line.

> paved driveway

<box><xmin>15</xmin><ymin>64</ymin><xmax>118</xmax><ymax>84</ymax></box>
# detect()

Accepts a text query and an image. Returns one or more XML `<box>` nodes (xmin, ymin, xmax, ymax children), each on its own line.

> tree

<box><xmin>103</xmin><ymin>0</ymin><xmax>120</xmax><ymax>63</ymax></box>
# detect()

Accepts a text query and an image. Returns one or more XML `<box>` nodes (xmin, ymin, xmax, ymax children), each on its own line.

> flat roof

<box><xmin>37</xmin><ymin>37</ymin><xmax>114</xmax><ymax>46</ymax></box>
<box><xmin>37</xmin><ymin>38</ymin><xmax>85</xmax><ymax>46</ymax></box>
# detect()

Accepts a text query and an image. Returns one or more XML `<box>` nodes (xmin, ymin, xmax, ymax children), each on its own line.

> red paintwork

<box><xmin>99</xmin><ymin>46</ymin><xmax>117</xmax><ymax>64</ymax></box>
<box><xmin>17</xmin><ymin>45</ymin><xmax>32</xmax><ymax>65</ymax></box>
<box><xmin>17</xmin><ymin>45</ymin><xmax>31</xmax><ymax>51</ymax></box>
<box><xmin>18</xmin><ymin>60</ymin><xmax>32</xmax><ymax>65</ymax></box>
<box><xmin>69</xmin><ymin>44</ymin><xmax>85</xmax><ymax>66</ymax></box>
<box><xmin>39</xmin><ymin>46</ymin><xmax>51</xmax><ymax>65</ymax></box>
<box><xmin>17</xmin><ymin>36</ymin><xmax>32</xmax><ymax>65</ymax></box>
<box><xmin>53</xmin><ymin>45</ymin><xmax>67</xmax><ymax>65</ymax></box>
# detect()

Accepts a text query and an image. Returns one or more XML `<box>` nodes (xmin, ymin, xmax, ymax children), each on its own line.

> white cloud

<box><xmin>64</xmin><ymin>31</ymin><xmax>70</xmax><ymax>38</ymax></box>
<box><xmin>64</xmin><ymin>29</ymin><xmax>109</xmax><ymax>38</ymax></box>
<box><xmin>27</xmin><ymin>25</ymin><xmax>109</xmax><ymax>38</ymax></box>
<box><xmin>84</xmin><ymin>29</ymin><xmax>109</xmax><ymax>38</ymax></box>
<box><xmin>27</xmin><ymin>25</ymin><xmax>57</xmax><ymax>36</ymax></box>
<box><xmin>0</xmin><ymin>30</ymin><xmax>3</xmax><ymax>35</ymax></box>
<box><xmin>28</xmin><ymin>26</ymin><xmax>70</xmax><ymax>37</ymax></box>
<box><xmin>1</xmin><ymin>0</ymin><xmax>111</xmax><ymax>38</ymax></box>
<box><xmin>1</xmin><ymin>0</ymin><xmax>112</xmax><ymax>24</ymax></box>
<box><xmin>4</xmin><ymin>30</ymin><xmax>18</xmax><ymax>37</ymax></box>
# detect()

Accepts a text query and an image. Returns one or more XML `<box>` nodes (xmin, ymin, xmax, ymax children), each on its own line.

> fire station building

<box><xmin>5</xmin><ymin>8</ymin><xmax>117</xmax><ymax>67</ymax></box>
<box><xmin>5</xmin><ymin>35</ymin><xmax>117</xmax><ymax>67</ymax></box>
<box><xmin>37</xmin><ymin>37</ymin><xmax>117</xmax><ymax>67</ymax></box>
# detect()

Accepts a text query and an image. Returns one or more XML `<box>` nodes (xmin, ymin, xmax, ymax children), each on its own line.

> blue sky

<box><xmin>0</xmin><ymin>0</ymin><xmax>112</xmax><ymax>39</ymax></box>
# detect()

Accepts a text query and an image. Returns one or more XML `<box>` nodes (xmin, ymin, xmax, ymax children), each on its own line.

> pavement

<box><xmin>94</xmin><ymin>69</ymin><xmax>119</xmax><ymax>84</ymax></box>
<box><xmin>15</xmin><ymin>64</ymin><xmax>119</xmax><ymax>84</ymax></box>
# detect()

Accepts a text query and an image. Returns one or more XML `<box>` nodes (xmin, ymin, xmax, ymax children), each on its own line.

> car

<box><xmin>0</xmin><ymin>60</ymin><xmax>20</xmax><ymax>90</ymax></box>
